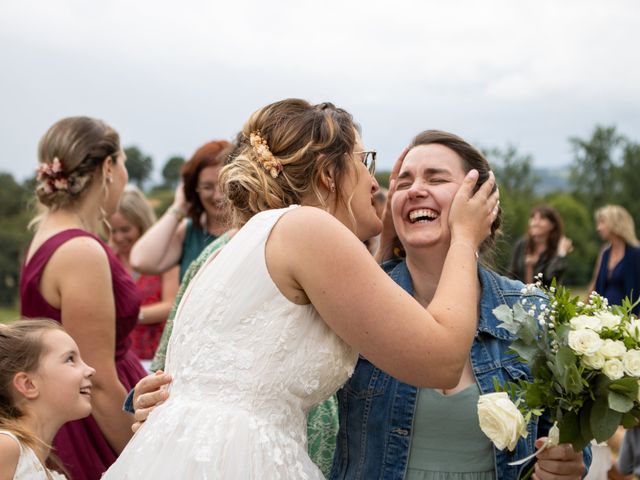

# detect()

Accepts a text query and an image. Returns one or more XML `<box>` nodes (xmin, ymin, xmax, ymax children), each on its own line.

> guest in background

<box><xmin>130</xmin><ymin>140</ymin><xmax>231</xmax><ymax>281</ymax></box>
<box><xmin>110</xmin><ymin>185</ymin><xmax>179</xmax><ymax>370</ymax></box>
<box><xmin>20</xmin><ymin>116</ymin><xmax>146</xmax><ymax>479</ymax></box>
<box><xmin>509</xmin><ymin>205</ymin><xmax>573</xmax><ymax>286</ymax></box>
<box><xmin>588</xmin><ymin>204</ymin><xmax>640</xmax><ymax>315</ymax></box>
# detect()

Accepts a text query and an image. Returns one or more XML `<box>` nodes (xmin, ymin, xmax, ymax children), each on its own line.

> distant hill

<box><xmin>532</xmin><ymin>166</ymin><xmax>571</xmax><ymax>195</ymax></box>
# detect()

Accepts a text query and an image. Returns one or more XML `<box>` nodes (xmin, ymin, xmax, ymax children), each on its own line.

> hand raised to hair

<box><xmin>557</xmin><ymin>236</ymin><xmax>573</xmax><ymax>257</ymax></box>
<box><xmin>171</xmin><ymin>182</ymin><xmax>190</xmax><ymax>214</ymax></box>
<box><xmin>374</xmin><ymin>146</ymin><xmax>410</xmax><ymax>264</ymax></box>
<box><xmin>448</xmin><ymin>170</ymin><xmax>499</xmax><ymax>250</ymax></box>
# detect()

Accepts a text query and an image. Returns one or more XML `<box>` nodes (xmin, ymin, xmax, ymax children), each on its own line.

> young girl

<box><xmin>0</xmin><ymin>319</ymin><xmax>95</xmax><ymax>480</ymax></box>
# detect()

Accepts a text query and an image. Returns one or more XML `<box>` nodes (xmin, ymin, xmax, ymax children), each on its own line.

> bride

<box><xmin>104</xmin><ymin>99</ymin><xmax>498</xmax><ymax>479</ymax></box>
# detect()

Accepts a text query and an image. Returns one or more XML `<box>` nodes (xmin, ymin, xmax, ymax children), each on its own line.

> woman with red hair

<box><xmin>131</xmin><ymin>140</ymin><xmax>231</xmax><ymax>281</ymax></box>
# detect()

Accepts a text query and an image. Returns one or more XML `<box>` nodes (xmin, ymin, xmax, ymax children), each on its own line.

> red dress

<box><xmin>129</xmin><ymin>273</ymin><xmax>166</xmax><ymax>360</ymax></box>
<box><xmin>20</xmin><ymin>229</ymin><xmax>146</xmax><ymax>480</ymax></box>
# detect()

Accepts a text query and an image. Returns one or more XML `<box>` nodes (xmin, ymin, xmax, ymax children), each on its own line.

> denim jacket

<box><xmin>330</xmin><ymin>259</ymin><xmax>591</xmax><ymax>480</ymax></box>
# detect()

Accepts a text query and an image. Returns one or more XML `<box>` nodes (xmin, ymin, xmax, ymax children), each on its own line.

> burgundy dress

<box><xmin>129</xmin><ymin>273</ymin><xmax>166</xmax><ymax>360</ymax></box>
<box><xmin>20</xmin><ymin>229</ymin><xmax>146</xmax><ymax>480</ymax></box>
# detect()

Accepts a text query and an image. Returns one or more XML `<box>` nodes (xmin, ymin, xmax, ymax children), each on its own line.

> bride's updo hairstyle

<box><xmin>35</xmin><ymin>116</ymin><xmax>121</xmax><ymax>210</ymax></box>
<box><xmin>219</xmin><ymin>99</ymin><xmax>359</xmax><ymax>227</ymax></box>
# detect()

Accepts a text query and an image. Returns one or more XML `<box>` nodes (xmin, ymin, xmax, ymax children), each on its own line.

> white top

<box><xmin>0</xmin><ymin>430</ymin><xmax>66</xmax><ymax>479</ymax></box>
<box><xmin>104</xmin><ymin>206</ymin><xmax>358</xmax><ymax>479</ymax></box>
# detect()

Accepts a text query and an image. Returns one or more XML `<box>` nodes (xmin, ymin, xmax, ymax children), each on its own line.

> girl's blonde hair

<box><xmin>595</xmin><ymin>205</ymin><xmax>639</xmax><ymax>246</ymax></box>
<box><xmin>116</xmin><ymin>185</ymin><xmax>156</xmax><ymax>234</ymax></box>
<box><xmin>0</xmin><ymin>319</ymin><xmax>63</xmax><ymax>453</ymax></box>
<box><xmin>219</xmin><ymin>99</ymin><xmax>360</xmax><ymax>229</ymax></box>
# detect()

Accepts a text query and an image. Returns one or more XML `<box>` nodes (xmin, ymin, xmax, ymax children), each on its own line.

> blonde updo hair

<box><xmin>595</xmin><ymin>205</ymin><xmax>639</xmax><ymax>246</ymax></box>
<box><xmin>116</xmin><ymin>185</ymin><xmax>156</xmax><ymax>235</ymax></box>
<box><xmin>36</xmin><ymin>116</ymin><xmax>121</xmax><ymax>209</ymax></box>
<box><xmin>219</xmin><ymin>99</ymin><xmax>359</xmax><ymax>227</ymax></box>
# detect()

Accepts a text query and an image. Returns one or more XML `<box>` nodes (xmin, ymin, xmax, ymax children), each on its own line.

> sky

<box><xmin>1</xmin><ymin>0</ymin><xmax>639</xmax><ymax>181</ymax></box>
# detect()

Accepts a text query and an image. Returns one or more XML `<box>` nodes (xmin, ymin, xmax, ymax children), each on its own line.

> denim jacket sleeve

<box><xmin>123</xmin><ymin>388</ymin><xmax>135</xmax><ymax>413</ymax></box>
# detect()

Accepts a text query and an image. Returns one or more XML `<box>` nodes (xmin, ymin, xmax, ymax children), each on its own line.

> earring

<box><xmin>330</xmin><ymin>183</ymin><xmax>335</xmax><ymax>193</ymax></box>
<box><xmin>107</xmin><ymin>176</ymin><xmax>113</xmax><ymax>184</ymax></box>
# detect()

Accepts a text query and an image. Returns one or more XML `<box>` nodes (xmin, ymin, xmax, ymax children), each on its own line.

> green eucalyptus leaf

<box><xmin>622</xmin><ymin>411</ymin><xmax>640</xmax><ymax>428</ymax></box>
<box><xmin>609</xmin><ymin>377</ymin><xmax>639</xmax><ymax>396</ymax></box>
<box><xmin>591</xmin><ymin>395</ymin><xmax>623</xmax><ymax>442</ymax></box>
<box><xmin>510</xmin><ymin>341</ymin><xmax>540</xmax><ymax>364</ymax></box>
<box><xmin>558</xmin><ymin>409</ymin><xmax>591</xmax><ymax>451</ymax></box>
<box><xmin>608</xmin><ymin>391</ymin><xmax>634</xmax><ymax>413</ymax></box>
<box><xmin>579</xmin><ymin>402</ymin><xmax>593</xmax><ymax>442</ymax></box>
<box><xmin>563</xmin><ymin>364</ymin><xmax>584</xmax><ymax>395</ymax></box>
<box><xmin>494</xmin><ymin>305</ymin><xmax>519</xmax><ymax>334</ymax></box>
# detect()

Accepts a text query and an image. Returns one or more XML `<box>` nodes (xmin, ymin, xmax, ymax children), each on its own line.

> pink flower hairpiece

<box><xmin>36</xmin><ymin>157</ymin><xmax>69</xmax><ymax>192</ymax></box>
<box><xmin>249</xmin><ymin>131</ymin><xmax>283</xmax><ymax>179</ymax></box>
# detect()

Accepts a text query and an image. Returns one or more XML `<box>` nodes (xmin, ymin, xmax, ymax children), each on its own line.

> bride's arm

<box><xmin>269</xmin><ymin>170</ymin><xmax>496</xmax><ymax>388</ymax></box>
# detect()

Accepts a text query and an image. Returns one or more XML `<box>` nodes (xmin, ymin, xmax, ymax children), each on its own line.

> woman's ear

<box><xmin>12</xmin><ymin>372</ymin><xmax>40</xmax><ymax>400</ymax></box>
<box><xmin>102</xmin><ymin>156</ymin><xmax>114</xmax><ymax>184</ymax></box>
<box><xmin>319</xmin><ymin>163</ymin><xmax>336</xmax><ymax>193</ymax></box>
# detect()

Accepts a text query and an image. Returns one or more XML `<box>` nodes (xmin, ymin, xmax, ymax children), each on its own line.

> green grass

<box><xmin>0</xmin><ymin>305</ymin><xmax>19</xmax><ymax>324</ymax></box>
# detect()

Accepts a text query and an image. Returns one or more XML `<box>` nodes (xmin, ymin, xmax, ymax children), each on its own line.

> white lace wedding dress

<box><xmin>104</xmin><ymin>206</ymin><xmax>358</xmax><ymax>479</ymax></box>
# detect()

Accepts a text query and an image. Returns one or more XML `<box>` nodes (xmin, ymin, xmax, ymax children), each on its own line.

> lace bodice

<box><xmin>104</xmin><ymin>206</ymin><xmax>357</xmax><ymax>479</ymax></box>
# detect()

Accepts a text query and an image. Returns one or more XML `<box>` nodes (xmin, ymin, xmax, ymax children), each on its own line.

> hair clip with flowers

<box><xmin>36</xmin><ymin>157</ymin><xmax>69</xmax><ymax>194</ymax></box>
<box><xmin>249</xmin><ymin>131</ymin><xmax>283</xmax><ymax>179</ymax></box>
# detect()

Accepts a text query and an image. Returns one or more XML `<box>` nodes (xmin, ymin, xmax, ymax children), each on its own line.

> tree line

<box><xmin>1</xmin><ymin>125</ymin><xmax>638</xmax><ymax>306</ymax></box>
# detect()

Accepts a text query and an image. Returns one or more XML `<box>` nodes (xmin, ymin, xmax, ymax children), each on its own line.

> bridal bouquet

<box><xmin>478</xmin><ymin>276</ymin><xmax>640</xmax><ymax>453</ymax></box>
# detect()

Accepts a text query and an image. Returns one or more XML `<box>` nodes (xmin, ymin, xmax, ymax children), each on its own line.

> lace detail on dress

<box><xmin>104</xmin><ymin>207</ymin><xmax>357</xmax><ymax>479</ymax></box>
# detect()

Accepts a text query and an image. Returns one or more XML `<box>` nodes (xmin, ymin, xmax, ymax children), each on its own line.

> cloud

<box><xmin>1</xmin><ymin>0</ymin><xmax>639</xmax><ymax>179</ymax></box>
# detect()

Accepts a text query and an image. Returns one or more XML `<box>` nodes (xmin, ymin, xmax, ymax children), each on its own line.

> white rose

<box><xmin>599</xmin><ymin>339</ymin><xmax>627</xmax><ymax>359</ymax></box>
<box><xmin>477</xmin><ymin>392</ymin><xmax>527</xmax><ymax>451</ymax></box>
<box><xmin>582</xmin><ymin>352</ymin><xmax>605</xmax><ymax>370</ymax></box>
<box><xmin>627</xmin><ymin>320</ymin><xmax>640</xmax><ymax>341</ymax></box>
<box><xmin>568</xmin><ymin>329</ymin><xmax>603</xmax><ymax>356</ymax></box>
<box><xmin>603</xmin><ymin>358</ymin><xmax>625</xmax><ymax>380</ymax></box>
<box><xmin>623</xmin><ymin>350</ymin><xmax>640</xmax><ymax>377</ymax></box>
<box><xmin>595</xmin><ymin>311</ymin><xmax>622</xmax><ymax>329</ymax></box>
<box><xmin>569</xmin><ymin>315</ymin><xmax>602</xmax><ymax>332</ymax></box>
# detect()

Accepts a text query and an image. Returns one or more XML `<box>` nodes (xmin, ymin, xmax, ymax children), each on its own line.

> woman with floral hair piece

<box><xmin>20</xmin><ymin>117</ymin><xmax>146</xmax><ymax>479</ymax></box>
<box><xmin>103</xmin><ymin>98</ymin><xmax>498</xmax><ymax>478</ymax></box>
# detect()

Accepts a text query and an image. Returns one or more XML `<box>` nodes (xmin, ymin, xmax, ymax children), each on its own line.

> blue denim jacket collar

<box><xmin>387</xmin><ymin>259</ymin><xmax>516</xmax><ymax>341</ymax></box>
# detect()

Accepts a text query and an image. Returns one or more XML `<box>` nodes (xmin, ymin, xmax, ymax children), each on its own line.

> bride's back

<box><xmin>165</xmin><ymin>206</ymin><xmax>357</xmax><ymax>413</ymax></box>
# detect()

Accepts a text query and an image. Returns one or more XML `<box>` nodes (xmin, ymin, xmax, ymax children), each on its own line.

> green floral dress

<box><xmin>151</xmin><ymin>232</ymin><xmax>339</xmax><ymax>478</ymax></box>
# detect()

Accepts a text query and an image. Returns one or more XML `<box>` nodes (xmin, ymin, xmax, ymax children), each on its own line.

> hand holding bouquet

<box><xmin>478</xmin><ymin>277</ymin><xmax>640</xmax><ymax>454</ymax></box>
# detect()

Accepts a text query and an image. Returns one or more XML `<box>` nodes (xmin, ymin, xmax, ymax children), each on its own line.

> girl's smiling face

<box><xmin>391</xmin><ymin>143</ymin><xmax>467</xmax><ymax>250</ymax></box>
<box><xmin>33</xmin><ymin>329</ymin><xmax>95</xmax><ymax>423</ymax></box>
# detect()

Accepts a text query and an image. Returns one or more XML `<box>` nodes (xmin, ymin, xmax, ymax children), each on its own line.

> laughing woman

<box><xmin>330</xmin><ymin>131</ymin><xmax>591</xmax><ymax>480</ymax></box>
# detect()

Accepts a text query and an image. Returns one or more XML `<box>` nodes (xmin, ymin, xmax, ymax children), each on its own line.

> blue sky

<box><xmin>1</xmin><ymin>0</ymin><xmax>639</xmax><ymax>180</ymax></box>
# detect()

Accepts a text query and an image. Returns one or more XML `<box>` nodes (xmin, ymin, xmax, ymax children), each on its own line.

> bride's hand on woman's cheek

<box><xmin>131</xmin><ymin>370</ymin><xmax>172</xmax><ymax>432</ymax></box>
<box><xmin>449</xmin><ymin>170</ymin><xmax>499</xmax><ymax>249</ymax></box>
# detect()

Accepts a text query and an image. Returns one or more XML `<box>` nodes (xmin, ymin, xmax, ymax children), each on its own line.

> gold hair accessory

<box><xmin>249</xmin><ymin>131</ymin><xmax>283</xmax><ymax>179</ymax></box>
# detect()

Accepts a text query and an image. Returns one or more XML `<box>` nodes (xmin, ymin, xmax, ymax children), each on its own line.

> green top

<box><xmin>179</xmin><ymin>218</ymin><xmax>217</xmax><ymax>281</ymax></box>
<box><xmin>151</xmin><ymin>230</ymin><xmax>338</xmax><ymax>479</ymax></box>
<box><xmin>406</xmin><ymin>384</ymin><xmax>496</xmax><ymax>480</ymax></box>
